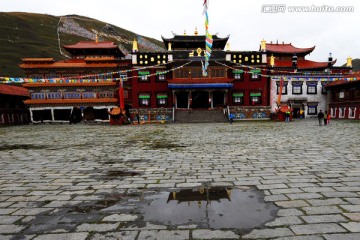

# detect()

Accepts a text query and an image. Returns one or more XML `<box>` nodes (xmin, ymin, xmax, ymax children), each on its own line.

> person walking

<box><xmin>318</xmin><ymin>110</ymin><xmax>324</xmax><ymax>126</ymax></box>
<box><xmin>285</xmin><ymin>110</ymin><xmax>290</xmax><ymax>123</ymax></box>
<box><xmin>324</xmin><ymin>111</ymin><xmax>328</xmax><ymax>125</ymax></box>
<box><xmin>300</xmin><ymin>109</ymin><xmax>304</xmax><ymax>120</ymax></box>
<box><xmin>327</xmin><ymin>112</ymin><xmax>331</xmax><ymax>125</ymax></box>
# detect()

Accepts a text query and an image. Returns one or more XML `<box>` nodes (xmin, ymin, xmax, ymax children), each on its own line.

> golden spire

<box><xmin>95</xmin><ymin>33</ymin><xmax>99</xmax><ymax>43</ymax></box>
<box><xmin>184</xmin><ymin>30</ymin><xmax>187</xmax><ymax>36</ymax></box>
<box><xmin>168</xmin><ymin>42</ymin><xmax>172</xmax><ymax>51</ymax></box>
<box><xmin>346</xmin><ymin>56</ymin><xmax>352</xmax><ymax>67</ymax></box>
<box><xmin>270</xmin><ymin>54</ymin><xmax>275</xmax><ymax>66</ymax></box>
<box><xmin>260</xmin><ymin>39</ymin><xmax>266</xmax><ymax>51</ymax></box>
<box><xmin>132</xmin><ymin>38</ymin><xmax>138</xmax><ymax>53</ymax></box>
<box><xmin>194</xmin><ymin>27</ymin><xmax>198</xmax><ymax>36</ymax></box>
<box><xmin>225</xmin><ymin>42</ymin><xmax>231</xmax><ymax>51</ymax></box>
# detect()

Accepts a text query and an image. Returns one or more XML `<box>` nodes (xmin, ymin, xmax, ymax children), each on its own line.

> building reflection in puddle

<box><xmin>142</xmin><ymin>187</ymin><xmax>278</xmax><ymax>229</ymax></box>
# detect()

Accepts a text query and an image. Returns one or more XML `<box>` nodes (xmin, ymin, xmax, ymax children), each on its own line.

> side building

<box><xmin>326</xmin><ymin>71</ymin><xmax>360</xmax><ymax>120</ymax></box>
<box><xmin>265</xmin><ymin>40</ymin><xmax>352</xmax><ymax>118</ymax></box>
<box><xmin>0</xmin><ymin>84</ymin><xmax>30</xmax><ymax>125</ymax></box>
<box><xmin>20</xmin><ymin>40</ymin><xmax>131</xmax><ymax>123</ymax></box>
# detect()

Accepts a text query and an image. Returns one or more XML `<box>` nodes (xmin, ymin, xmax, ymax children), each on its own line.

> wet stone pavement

<box><xmin>0</xmin><ymin>119</ymin><xmax>360</xmax><ymax>240</ymax></box>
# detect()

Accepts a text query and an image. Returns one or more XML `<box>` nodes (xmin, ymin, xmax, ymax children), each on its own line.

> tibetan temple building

<box><xmin>266</xmin><ymin>40</ymin><xmax>351</xmax><ymax>119</ymax></box>
<box><xmin>18</xmin><ymin>29</ymin><xmax>354</xmax><ymax>123</ymax></box>
<box><xmin>0</xmin><ymin>84</ymin><xmax>30</xmax><ymax>125</ymax></box>
<box><xmin>20</xmin><ymin>39</ymin><xmax>131</xmax><ymax>123</ymax></box>
<box><xmin>326</xmin><ymin>71</ymin><xmax>360</xmax><ymax>120</ymax></box>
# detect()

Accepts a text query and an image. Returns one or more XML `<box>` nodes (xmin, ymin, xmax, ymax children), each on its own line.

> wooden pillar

<box><xmin>188</xmin><ymin>91</ymin><xmax>192</xmax><ymax>109</ymax></box>
<box><xmin>224</xmin><ymin>90</ymin><xmax>228</xmax><ymax>106</ymax></box>
<box><xmin>173</xmin><ymin>90</ymin><xmax>176</xmax><ymax>108</ymax></box>
<box><xmin>118</xmin><ymin>78</ymin><xmax>125</xmax><ymax>109</ymax></box>
<box><xmin>51</xmin><ymin>108</ymin><xmax>55</xmax><ymax>121</ymax></box>
<box><xmin>29</xmin><ymin>109</ymin><xmax>34</xmax><ymax>122</ymax></box>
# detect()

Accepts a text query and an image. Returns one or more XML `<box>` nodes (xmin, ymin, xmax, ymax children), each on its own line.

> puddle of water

<box><xmin>107</xmin><ymin>170</ymin><xmax>141</xmax><ymax>177</ymax></box>
<box><xmin>0</xmin><ymin>144</ymin><xmax>49</xmax><ymax>151</ymax></box>
<box><xmin>141</xmin><ymin>187</ymin><xmax>278</xmax><ymax>230</ymax></box>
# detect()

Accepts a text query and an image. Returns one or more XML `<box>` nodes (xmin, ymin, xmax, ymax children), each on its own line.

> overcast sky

<box><xmin>1</xmin><ymin>0</ymin><xmax>359</xmax><ymax>65</ymax></box>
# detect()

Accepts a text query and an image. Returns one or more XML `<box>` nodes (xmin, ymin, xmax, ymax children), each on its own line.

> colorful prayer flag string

<box><xmin>202</xmin><ymin>0</ymin><xmax>213</xmax><ymax>77</ymax></box>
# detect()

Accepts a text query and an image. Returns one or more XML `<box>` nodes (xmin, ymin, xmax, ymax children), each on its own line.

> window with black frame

<box><xmin>232</xmin><ymin>69</ymin><xmax>243</xmax><ymax>81</ymax></box>
<box><xmin>307</xmin><ymin>105</ymin><xmax>317</xmax><ymax>115</ymax></box>
<box><xmin>156</xmin><ymin>94</ymin><xmax>168</xmax><ymax>106</ymax></box>
<box><xmin>250</xmin><ymin>92</ymin><xmax>262</xmax><ymax>104</ymax></box>
<box><xmin>138</xmin><ymin>71</ymin><xmax>150</xmax><ymax>82</ymax></box>
<box><xmin>307</xmin><ymin>83</ymin><xmax>317</xmax><ymax>94</ymax></box>
<box><xmin>156</xmin><ymin>72</ymin><xmax>166</xmax><ymax>81</ymax></box>
<box><xmin>250</xmin><ymin>69</ymin><xmax>261</xmax><ymax>80</ymax></box>
<box><xmin>232</xmin><ymin>92</ymin><xmax>244</xmax><ymax>104</ymax></box>
<box><xmin>276</xmin><ymin>82</ymin><xmax>288</xmax><ymax>95</ymax></box>
<box><xmin>139</xmin><ymin>93</ymin><xmax>150</xmax><ymax>107</ymax></box>
<box><xmin>292</xmin><ymin>82</ymin><xmax>303</xmax><ymax>94</ymax></box>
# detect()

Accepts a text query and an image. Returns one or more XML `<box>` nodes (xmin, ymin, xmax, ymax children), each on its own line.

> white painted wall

<box><xmin>270</xmin><ymin>78</ymin><xmax>327</xmax><ymax>118</ymax></box>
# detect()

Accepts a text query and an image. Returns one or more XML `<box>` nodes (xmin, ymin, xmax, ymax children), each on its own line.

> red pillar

<box><xmin>118</xmin><ymin>78</ymin><xmax>125</xmax><ymax>109</ymax></box>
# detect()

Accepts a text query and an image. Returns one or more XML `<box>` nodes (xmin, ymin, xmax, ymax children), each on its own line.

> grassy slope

<box><xmin>0</xmin><ymin>12</ymin><xmax>164</xmax><ymax>77</ymax></box>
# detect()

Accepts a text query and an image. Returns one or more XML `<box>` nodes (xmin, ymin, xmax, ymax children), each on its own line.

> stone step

<box><xmin>175</xmin><ymin>109</ymin><xmax>228</xmax><ymax>123</ymax></box>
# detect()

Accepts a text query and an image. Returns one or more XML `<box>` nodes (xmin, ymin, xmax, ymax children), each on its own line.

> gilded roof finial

<box><xmin>168</xmin><ymin>42</ymin><xmax>172</xmax><ymax>52</ymax></box>
<box><xmin>95</xmin><ymin>33</ymin><xmax>99</xmax><ymax>43</ymax></box>
<box><xmin>194</xmin><ymin>27</ymin><xmax>198</xmax><ymax>36</ymax></box>
<box><xmin>260</xmin><ymin>39</ymin><xmax>266</xmax><ymax>51</ymax></box>
<box><xmin>270</xmin><ymin>54</ymin><xmax>275</xmax><ymax>66</ymax></box>
<box><xmin>184</xmin><ymin>30</ymin><xmax>187</xmax><ymax>36</ymax></box>
<box><xmin>346</xmin><ymin>56</ymin><xmax>352</xmax><ymax>67</ymax></box>
<box><xmin>132</xmin><ymin>38</ymin><xmax>138</xmax><ymax>53</ymax></box>
<box><xmin>225</xmin><ymin>42</ymin><xmax>230</xmax><ymax>51</ymax></box>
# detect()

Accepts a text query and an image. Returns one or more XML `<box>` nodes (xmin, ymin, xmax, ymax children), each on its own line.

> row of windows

<box><xmin>232</xmin><ymin>92</ymin><xmax>262</xmax><ymax>105</ymax></box>
<box><xmin>277</xmin><ymin>84</ymin><xmax>326</xmax><ymax>95</ymax></box>
<box><xmin>31</xmin><ymin>92</ymin><xmax>114</xmax><ymax>99</ymax></box>
<box><xmin>174</xmin><ymin>68</ymin><xmax>227</xmax><ymax>79</ymax></box>
<box><xmin>138</xmin><ymin>93</ymin><xmax>169</xmax><ymax>107</ymax></box>
<box><xmin>331</xmin><ymin>107</ymin><xmax>357</xmax><ymax>118</ymax></box>
<box><xmin>233</xmin><ymin>72</ymin><xmax>260</xmax><ymax>80</ymax></box>
<box><xmin>0</xmin><ymin>113</ymin><xmax>28</xmax><ymax>124</ymax></box>
<box><xmin>335</xmin><ymin>90</ymin><xmax>360</xmax><ymax>101</ymax></box>
<box><xmin>139</xmin><ymin>74</ymin><xmax>166</xmax><ymax>82</ymax></box>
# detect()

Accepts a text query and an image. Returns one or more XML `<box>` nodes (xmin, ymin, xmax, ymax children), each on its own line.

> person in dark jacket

<box><xmin>317</xmin><ymin>110</ymin><xmax>324</xmax><ymax>126</ymax></box>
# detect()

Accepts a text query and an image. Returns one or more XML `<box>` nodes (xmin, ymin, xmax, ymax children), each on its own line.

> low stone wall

<box><xmin>129</xmin><ymin>108</ymin><xmax>173</xmax><ymax>124</ymax></box>
<box><xmin>229</xmin><ymin>106</ymin><xmax>271</xmax><ymax>120</ymax></box>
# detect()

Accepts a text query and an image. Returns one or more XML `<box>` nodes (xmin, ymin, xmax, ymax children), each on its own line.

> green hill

<box><xmin>0</xmin><ymin>12</ymin><xmax>165</xmax><ymax>77</ymax></box>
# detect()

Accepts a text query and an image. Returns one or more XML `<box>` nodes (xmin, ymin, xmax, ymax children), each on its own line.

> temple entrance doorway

<box><xmin>213</xmin><ymin>91</ymin><xmax>225</xmax><ymax>108</ymax></box>
<box><xmin>176</xmin><ymin>91</ymin><xmax>188</xmax><ymax>108</ymax></box>
<box><xmin>192</xmin><ymin>91</ymin><xmax>209</xmax><ymax>108</ymax></box>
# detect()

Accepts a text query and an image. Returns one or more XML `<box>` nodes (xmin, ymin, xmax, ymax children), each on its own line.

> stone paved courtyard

<box><xmin>1</xmin><ymin>119</ymin><xmax>360</xmax><ymax>240</ymax></box>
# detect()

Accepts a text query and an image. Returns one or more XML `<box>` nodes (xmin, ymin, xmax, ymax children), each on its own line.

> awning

<box><xmin>139</xmin><ymin>94</ymin><xmax>150</xmax><ymax>99</ymax></box>
<box><xmin>168</xmin><ymin>83</ymin><xmax>233</xmax><ymax>89</ymax></box>
<box><xmin>250</xmin><ymin>93</ymin><xmax>261</xmax><ymax>97</ymax></box>
<box><xmin>138</xmin><ymin>71</ymin><xmax>150</xmax><ymax>76</ymax></box>
<box><xmin>232</xmin><ymin>93</ymin><xmax>244</xmax><ymax>97</ymax></box>
<box><xmin>232</xmin><ymin>70</ymin><xmax>244</xmax><ymax>74</ymax></box>
<box><xmin>156</xmin><ymin>94</ymin><xmax>168</xmax><ymax>99</ymax></box>
<box><xmin>250</xmin><ymin>69</ymin><xmax>261</xmax><ymax>73</ymax></box>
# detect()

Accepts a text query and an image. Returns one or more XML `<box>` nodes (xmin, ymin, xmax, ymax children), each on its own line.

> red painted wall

<box><xmin>131</xmin><ymin>69</ymin><xmax>172</xmax><ymax>108</ymax></box>
<box><xmin>230</xmin><ymin>68</ymin><xmax>269</xmax><ymax>106</ymax></box>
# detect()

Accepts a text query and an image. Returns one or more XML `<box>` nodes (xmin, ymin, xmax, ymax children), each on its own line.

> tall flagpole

<box><xmin>202</xmin><ymin>0</ymin><xmax>213</xmax><ymax>77</ymax></box>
